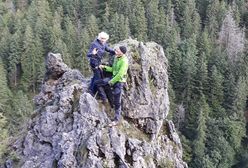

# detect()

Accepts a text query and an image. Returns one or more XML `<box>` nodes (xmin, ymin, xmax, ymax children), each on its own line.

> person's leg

<box><xmin>113</xmin><ymin>82</ymin><xmax>124</xmax><ymax>121</ymax></box>
<box><xmin>105</xmin><ymin>84</ymin><xmax>114</xmax><ymax>108</ymax></box>
<box><xmin>94</xmin><ymin>77</ymin><xmax>111</xmax><ymax>102</ymax></box>
<box><xmin>88</xmin><ymin>74</ymin><xmax>95</xmax><ymax>95</ymax></box>
<box><xmin>92</xmin><ymin>69</ymin><xmax>102</xmax><ymax>96</ymax></box>
<box><xmin>97</xmin><ymin>86</ymin><xmax>107</xmax><ymax>102</ymax></box>
<box><xmin>89</xmin><ymin>68</ymin><xmax>101</xmax><ymax>94</ymax></box>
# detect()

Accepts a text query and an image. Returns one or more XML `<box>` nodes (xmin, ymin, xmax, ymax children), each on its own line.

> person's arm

<box><xmin>105</xmin><ymin>44</ymin><xmax>116</xmax><ymax>55</ymax></box>
<box><xmin>87</xmin><ymin>43</ymin><xmax>98</xmax><ymax>59</ymax></box>
<box><xmin>109</xmin><ymin>59</ymin><xmax>128</xmax><ymax>85</ymax></box>
<box><xmin>104</xmin><ymin>65</ymin><xmax>113</xmax><ymax>72</ymax></box>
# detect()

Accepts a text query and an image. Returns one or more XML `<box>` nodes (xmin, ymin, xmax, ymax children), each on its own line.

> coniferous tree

<box><xmin>35</xmin><ymin>0</ymin><xmax>53</xmax><ymax>25</ymax></box>
<box><xmin>191</xmin><ymin>52</ymin><xmax>208</xmax><ymax>100</ymax></box>
<box><xmin>178</xmin><ymin>36</ymin><xmax>197</xmax><ymax>103</ymax></box>
<box><xmin>0</xmin><ymin>112</ymin><xmax>8</xmax><ymax>163</ymax></box>
<box><xmin>0</xmin><ymin>59</ymin><xmax>11</xmax><ymax>112</ymax></box>
<box><xmin>35</xmin><ymin>17</ymin><xmax>54</xmax><ymax>54</ymax></box>
<box><xmin>205</xmin><ymin>117</ymin><xmax>245</xmax><ymax>168</ymax></box>
<box><xmin>79</xmin><ymin>28</ymin><xmax>91</xmax><ymax>76</ymax></box>
<box><xmin>180</xmin><ymin>0</ymin><xmax>201</xmax><ymax>39</ymax></box>
<box><xmin>238</xmin><ymin>0</ymin><xmax>248</xmax><ymax>27</ymax></box>
<box><xmin>181</xmin><ymin>134</ymin><xmax>193</xmax><ymax>163</ymax></box>
<box><xmin>166</xmin><ymin>18</ymin><xmax>181</xmax><ymax>97</ymax></box>
<box><xmin>6</xmin><ymin>12</ymin><xmax>16</xmax><ymax>34</ymax></box>
<box><xmin>101</xmin><ymin>2</ymin><xmax>110</xmax><ymax>31</ymax></box>
<box><xmin>163</xmin><ymin>3</ymin><xmax>181</xmax><ymax>50</ymax></box>
<box><xmin>190</xmin><ymin>96</ymin><xmax>209</xmax><ymax>167</ymax></box>
<box><xmin>232</xmin><ymin>2</ymin><xmax>241</xmax><ymax>24</ymax></box>
<box><xmin>108</xmin><ymin>12</ymin><xmax>120</xmax><ymax>44</ymax></box>
<box><xmin>197</xmin><ymin>30</ymin><xmax>212</xmax><ymax>60</ymax></box>
<box><xmin>7</xmin><ymin>90</ymin><xmax>33</xmax><ymax>134</ymax></box>
<box><xmin>219</xmin><ymin>10</ymin><xmax>245</xmax><ymax>64</ymax></box>
<box><xmin>156</xmin><ymin>7</ymin><xmax>167</xmax><ymax>46</ymax></box>
<box><xmin>207</xmin><ymin>65</ymin><xmax>225</xmax><ymax>118</ymax></box>
<box><xmin>27</xmin><ymin>0</ymin><xmax>52</xmax><ymax>28</ymax></box>
<box><xmin>96</xmin><ymin>0</ymin><xmax>106</xmax><ymax>19</ymax></box>
<box><xmin>108</xmin><ymin>13</ymin><xmax>129</xmax><ymax>44</ymax></box>
<box><xmin>8</xmin><ymin>30</ymin><xmax>22</xmax><ymax>88</ymax></box>
<box><xmin>12</xmin><ymin>9</ymin><xmax>26</xmax><ymax>34</ymax></box>
<box><xmin>0</xmin><ymin>59</ymin><xmax>10</xmax><ymax>163</ymax></box>
<box><xmin>26</xmin><ymin>1</ymin><xmax>38</xmax><ymax>27</ymax></box>
<box><xmin>107</xmin><ymin>0</ymin><xmax>118</xmax><ymax>15</ymax></box>
<box><xmin>195</xmin><ymin>0</ymin><xmax>209</xmax><ymax>22</ymax></box>
<box><xmin>63</xmin><ymin>16</ymin><xmax>81</xmax><ymax>69</ymax></box>
<box><xmin>51</xmin><ymin>12</ymin><xmax>71</xmax><ymax>67</ymax></box>
<box><xmin>29</xmin><ymin>0</ymin><xmax>53</xmax><ymax>53</ymax></box>
<box><xmin>145</xmin><ymin>0</ymin><xmax>159</xmax><ymax>41</ymax></box>
<box><xmin>168</xmin><ymin>82</ymin><xmax>177</xmax><ymax>120</ymax></box>
<box><xmin>205</xmin><ymin>118</ymin><xmax>235</xmax><ymax>167</ymax></box>
<box><xmin>0</xmin><ymin>0</ymin><xmax>7</xmax><ymax>17</ymax></box>
<box><xmin>217</xmin><ymin>1</ymin><xmax>228</xmax><ymax>26</ymax></box>
<box><xmin>159</xmin><ymin>0</ymin><xmax>172</xmax><ymax>14</ymax></box>
<box><xmin>129</xmin><ymin>0</ymin><xmax>147</xmax><ymax>41</ymax></box>
<box><xmin>222</xmin><ymin>71</ymin><xmax>236</xmax><ymax>114</ymax></box>
<box><xmin>59</xmin><ymin>0</ymin><xmax>78</xmax><ymax>20</ymax></box>
<box><xmin>21</xmin><ymin>25</ymin><xmax>44</xmax><ymax>93</ymax></box>
<box><xmin>0</xmin><ymin>27</ymin><xmax>11</xmax><ymax>66</ymax></box>
<box><xmin>85</xmin><ymin>15</ymin><xmax>99</xmax><ymax>41</ymax></box>
<box><xmin>80</xmin><ymin>0</ymin><xmax>94</xmax><ymax>24</ymax></box>
<box><xmin>196</xmin><ymin>31</ymin><xmax>212</xmax><ymax>97</ymax></box>
<box><xmin>0</xmin><ymin>1</ymin><xmax>247</xmax><ymax>167</ymax></box>
<box><xmin>14</xmin><ymin>0</ymin><xmax>28</xmax><ymax>10</ymax></box>
<box><xmin>167</xmin><ymin>41</ymin><xmax>181</xmax><ymax>97</ymax></box>
<box><xmin>232</xmin><ymin>78</ymin><xmax>247</xmax><ymax>119</ymax></box>
<box><xmin>171</xmin><ymin>0</ymin><xmax>186</xmax><ymax>23</ymax></box>
<box><xmin>225</xmin><ymin>118</ymin><xmax>246</xmax><ymax>151</ymax></box>
<box><xmin>119</xmin><ymin>0</ymin><xmax>131</xmax><ymax>16</ymax></box>
<box><xmin>206</xmin><ymin>1</ymin><xmax>227</xmax><ymax>39</ymax></box>
<box><xmin>119</xmin><ymin>15</ymin><xmax>130</xmax><ymax>41</ymax></box>
<box><xmin>56</xmin><ymin>40</ymin><xmax>71</xmax><ymax>66</ymax></box>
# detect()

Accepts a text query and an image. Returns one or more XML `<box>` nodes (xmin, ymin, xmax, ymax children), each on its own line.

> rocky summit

<box><xmin>6</xmin><ymin>39</ymin><xmax>187</xmax><ymax>168</ymax></box>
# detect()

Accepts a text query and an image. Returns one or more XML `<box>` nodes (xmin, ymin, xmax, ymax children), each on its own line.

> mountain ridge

<box><xmin>3</xmin><ymin>39</ymin><xmax>187</xmax><ymax>168</ymax></box>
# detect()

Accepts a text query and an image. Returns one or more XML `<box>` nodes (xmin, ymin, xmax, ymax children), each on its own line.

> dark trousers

<box><xmin>95</xmin><ymin>79</ymin><xmax>124</xmax><ymax>121</ymax></box>
<box><xmin>94</xmin><ymin>77</ymin><xmax>111</xmax><ymax>102</ymax></box>
<box><xmin>112</xmin><ymin>82</ymin><xmax>124</xmax><ymax>121</ymax></box>
<box><xmin>89</xmin><ymin>68</ymin><xmax>103</xmax><ymax>95</ymax></box>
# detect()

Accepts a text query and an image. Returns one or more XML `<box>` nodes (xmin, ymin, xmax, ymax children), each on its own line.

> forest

<box><xmin>0</xmin><ymin>0</ymin><xmax>248</xmax><ymax>167</ymax></box>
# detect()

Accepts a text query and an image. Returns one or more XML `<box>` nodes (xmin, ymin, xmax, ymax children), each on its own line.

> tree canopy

<box><xmin>0</xmin><ymin>0</ymin><xmax>248</xmax><ymax>167</ymax></box>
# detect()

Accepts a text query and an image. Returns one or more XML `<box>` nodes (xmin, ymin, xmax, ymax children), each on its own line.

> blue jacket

<box><xmin>87</xmin><ymin>39</ymin><xmax>115</xmax><ymax>69</ymax></box>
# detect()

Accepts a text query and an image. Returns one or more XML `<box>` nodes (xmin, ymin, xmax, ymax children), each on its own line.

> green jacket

<box><xmin>104</xmin><ymin>55</ymin><xmax>129</xmax><ymax>85</ymax></box>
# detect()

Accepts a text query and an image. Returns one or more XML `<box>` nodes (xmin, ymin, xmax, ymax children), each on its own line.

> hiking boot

<box><xmin>108</xmin><ymin>120</ymin><xmax>119</xmax><ymax>127</ymax></box>
<box><xmin>108</xmin><ymin>121</ymin><xmax>118</xmax><ymax>127</ymax></box>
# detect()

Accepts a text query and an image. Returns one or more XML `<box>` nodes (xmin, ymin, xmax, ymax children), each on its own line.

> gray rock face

<box><xmin>120</xmin><ymin>40</ymin><xmax>169</xmax><ymax>137</ymax></box>
<box><xmin>8</xmin><ymin>40</ymin><xmax>187</xmax><ymax>168</ymax></box>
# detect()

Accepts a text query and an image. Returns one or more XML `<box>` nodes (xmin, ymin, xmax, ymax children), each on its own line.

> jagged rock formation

<box><xmin>6</xmin><ymin>39</ymin><xmax>187</xmax><ymax>168</ymax></box>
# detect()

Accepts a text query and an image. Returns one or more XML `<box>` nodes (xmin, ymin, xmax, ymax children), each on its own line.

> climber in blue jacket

<box><xmin>86</xmin><ymin>32</ymin><xmax>116</xmax><ymax>96</ymax></box>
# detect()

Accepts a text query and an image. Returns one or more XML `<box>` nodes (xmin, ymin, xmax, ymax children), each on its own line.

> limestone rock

<box><xmin>5</xmin><ymin>40</ymin><xmax>187</xmax><ymax>168</ymax></box>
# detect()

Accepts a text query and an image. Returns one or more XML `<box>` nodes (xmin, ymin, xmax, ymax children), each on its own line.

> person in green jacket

<box><xmin>98</xmin><ymin>46</ymin><xmax>128</xmax><ymax>126</ymax></box>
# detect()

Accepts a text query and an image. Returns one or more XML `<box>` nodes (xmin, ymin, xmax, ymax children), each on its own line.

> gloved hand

<box><xmin>99</xmin><ymin>65</ymin><xmax>105</xmax><ymax>70</ymax></box>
